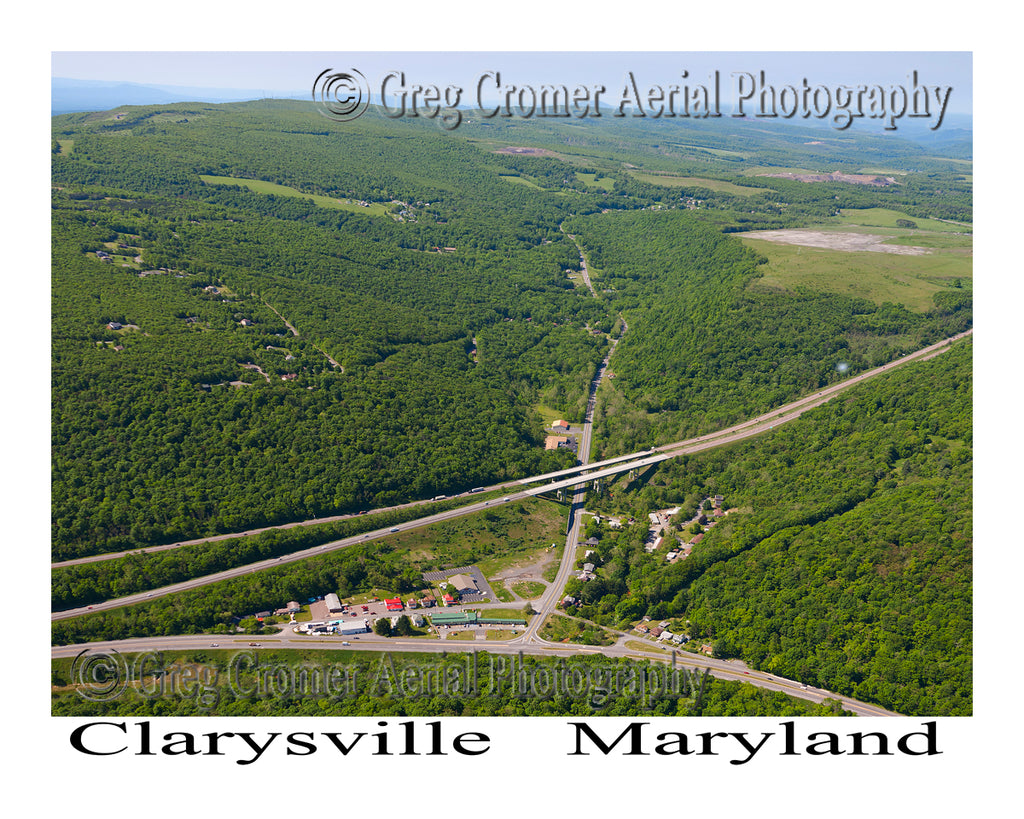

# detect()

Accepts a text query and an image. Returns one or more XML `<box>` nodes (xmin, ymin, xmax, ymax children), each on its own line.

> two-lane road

<box><xmin>52</xmin><ymin>329</ymin><xmax>972</xmax><ymax>621</ymax></box>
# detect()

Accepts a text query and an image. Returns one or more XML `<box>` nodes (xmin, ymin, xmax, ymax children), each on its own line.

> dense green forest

<box><xmin>563</xmin><ymin>341</ymin><xmax>972</xmax><ymax>715</ymax></box>
<box><xmin>565</xmin><ymin>208</ymin><xmax>972</xmax><ymax>453</ymax></box>
<box><xmin>52</xmin><ymin>147</ymin><xmax>609</xmax><ymax>557</ymax></box>
<box><xmin>52</xmin><ymin>99</ymin><xmax>971</xmax><ymax>717</ymax></box>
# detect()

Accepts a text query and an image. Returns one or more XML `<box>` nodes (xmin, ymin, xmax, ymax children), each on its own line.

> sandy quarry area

<box><xmin>738</xmin><ymin>229</ymin><xmax>930</xmax><ymax>255</ymax></box>
<box><xmin>494</xmin><ymin>146</ymin><xmax>557</xmax><ymax>157</ymax></box>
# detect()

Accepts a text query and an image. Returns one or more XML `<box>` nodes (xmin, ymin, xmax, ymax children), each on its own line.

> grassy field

<box><xmin>740</xmin><ymin>236</ymin><xmax>972</xmax><ymax>313</ymax></box>
<box><xmin>490</xmin><ymin>584</ymin><xmax>515</xmax><ymax>603</ymax></box>
<box><xmin>576</xmin><ymin>172</ymin><xmax>616</xmax><ymax>191</ymax></box>
<box><xmin>199</xmin><ymin>175</ymin><xmax>390</xmax><ymax>216</ymax></box>
<box><xmin>533</xmin><ymin>403</ymin><xmax>569</xmax><ymax>427</ymax></box>
<box><xmin>388</xmin><ymin>498</ymin><xmax>566</xmax><ymax>575</ymax></box>
<box><xmin>499</xmin><ymin>174</ymin><xmax>544</xmax><ymax>189</ymax></box>
<box><xmin>481</xmin><ymin>607</ymin><xmax>535</xmax><ymax>618</ymax></box>
<box><xmin>442</xmin><ymin>630</ymin><xmax>478</xmax><ymax>641</ymax></box>
<box><xmin>345</xmin><ymin>588</ymin><xmax>400</xmax><ymax>604</ymax></box>
<box><xmin>624</xmin><ymin>639</ymin><xmax>670</xmax><ymax>654</ymax></box>
<box><xmin>833</xmin><ymin>207</ymin><xmax>971</xmax><ymax>233</ymax></box>
<box><xmin>485</xmin><ymin>629</ymin><xmax>521</xmax><ymax>640</ymax></box>
<box><xmin>542</xmin><ymin>541</ymin><xmax>564</xmax><ymax>582</ymax></box>
<box><xmin>628</xmin><ymin>172</ymin><xmax>766</xmax><ymax>196</ymax></box>
<box><xmin>540</xmin><ymin>614</ymin><xmax>616</xmax><ymax>646</ymax></box>
<box><xmin>880</xmin><ymin>233</ymin><xmax>974</xmax><ymax>250</ymax></box>
<box><xmin>510</xmin><ymin>580</ymin><xmax>546</xmax><ymax>599</ymax></box>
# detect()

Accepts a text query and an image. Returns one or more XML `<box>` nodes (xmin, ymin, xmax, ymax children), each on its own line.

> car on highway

<box><xmin>342</xmin><ymin>641</ymin><xmax>350</xmax><ymax>646</ymax></box>
<box><xmin>210</xmin><ymin>643</ymin><xmax>219</xmax><ymax>647</ymax></box>
<box><xmin>389</xmin><ymin>527</ymin><xmax>400</xmax><ymax>532</ymax></box>
<box><xmin>248</xmin><ymin>643</ymin><xmax>261</xmax><ymax>647</ymax></box>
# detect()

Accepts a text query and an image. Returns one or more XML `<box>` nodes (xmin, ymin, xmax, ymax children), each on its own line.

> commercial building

<box><xmin>430</xmin><ymin>611</ymin><xmax>477</xmax><ymax>626</ymax></box>
<box><xmin>448</xmin><ymin>574</ymin><xmax>478</xmax><ymax>594</ymax></box>
<box><xmin>428</xmin><ymin>611</ymin><xmax>527</xmax><ymax>627</ymax></box>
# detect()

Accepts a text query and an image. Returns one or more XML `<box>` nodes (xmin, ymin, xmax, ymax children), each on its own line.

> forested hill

<box><xmin>567</xmin><ymin>208</ymin><xmax>972</xmax><ymax>452</ymax></box>
<box><xmin>570</xmin><ymin>340</ymin><xmax>972</xmax><ymax>716</ymax></box>
<box><xmin>51</xmin><ymin>104</ymin><xmax>619</xmax><ymax>558</ymax></box>
<box><xmin>52</xmin><ymin>100</ymin><xmax>970</xmax><ymax>561</ymax></box>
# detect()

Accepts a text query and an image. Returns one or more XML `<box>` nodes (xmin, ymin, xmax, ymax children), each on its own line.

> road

<box><xmin>49</xmin><ymin>628</ymin><xmax>898</xmax><ymax>717</ymax></box>
<box><xmin>51</xmin><ymin>329</ymin><xmax>970</xmax><ymax>715</ymax></box>
<box><xmin>561</xmin><ymin>225</ymin><xmax>598</xmax><ymax>298</ymax></box>
<box><xmin>522</xmin><ymin>343</ymin><xmax>609</xmax><ymax>642</ymax></box>
<box><xmin>52</xmin><ymin>328</ymin><xmax>972</xmax><ymax>621</ymax></box>
<box><xmin>51</xmin><ymin>492</ymin><xmax>512</xmax><ymax>568</ymax></box>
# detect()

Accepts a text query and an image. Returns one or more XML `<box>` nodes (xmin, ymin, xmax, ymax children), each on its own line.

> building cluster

<box><xmin>634</xmin><ymin>617</ymin><xmax>689</xmax><ymax>645</ymax></box>
<box><xmin>423</xmin><ymin>566</ymin><xmax>494</xmax><ymax>605</ymax></box>
<box><xmin>545</xmin><ymin>419</ymin><xmax>579</xmax><ymax>453</ymax></box>
<box><xmin>573</xmin><ymin>539</ymin><xmax>601</xmax><ymax>581</ymax></box>
<box><xmin>643</xmin><ymin>496</ymin><xmax>731</xmax><ymax>560</ymax></box>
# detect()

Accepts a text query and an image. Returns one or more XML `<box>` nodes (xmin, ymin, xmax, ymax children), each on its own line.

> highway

<box><xmin>52</xmin><ymin>328</ymin><xmax>972</xmax><ymax>622</ymax></box>
<box><xmin>51</xmin><ymin>329</ymin><xmax>970</xmax><ymax>715</ymax></box>
<box><xmin>49</xmin><ymin>628</ymin><xmax>899</xmax><ymax>717</ymax></box>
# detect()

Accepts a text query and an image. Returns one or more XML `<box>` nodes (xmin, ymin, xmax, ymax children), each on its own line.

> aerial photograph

<box><xmin>50</xmin><ymin>49</ymin><xmax>973</xmax><ymax>732</ymax></box>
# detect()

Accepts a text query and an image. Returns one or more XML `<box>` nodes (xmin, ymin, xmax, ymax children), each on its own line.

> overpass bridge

<box><xmin>521</xmin><ymin>451</ymin><xmax>668</xmax><ymax>496</ymax></box>
<box><xmin>516</xmin><ymin>449</ymin><xmax>657</xmax><ymax>486</ymax></box>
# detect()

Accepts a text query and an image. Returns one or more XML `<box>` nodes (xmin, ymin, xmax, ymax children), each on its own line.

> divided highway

<box><xmin>51</xmin><ymin>329</ymin><xmax>970</xmax><ymax>715</ymax></box>
<box><xmin>52</xmin><ymin>328</ymin><xmax>972</xmax><ymax>621</ymax></box>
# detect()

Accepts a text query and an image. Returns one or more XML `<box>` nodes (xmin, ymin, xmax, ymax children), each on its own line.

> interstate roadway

<box><xmin>51</xmin><ymin>329</ymin><xmax>970</xmax><ymax>716</ymax></box>
<box><xmin>52</xmin><ymin>327</ymin><xmax>972</xmax><ymax>622</ymax></box>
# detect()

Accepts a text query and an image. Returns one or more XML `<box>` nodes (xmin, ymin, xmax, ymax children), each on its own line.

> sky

<box><xmin>52</xmin><ymin>51</ymin><xmax>974</xmax><ymax>115</ymax></box>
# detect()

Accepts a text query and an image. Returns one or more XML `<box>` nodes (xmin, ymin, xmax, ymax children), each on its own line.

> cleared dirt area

<box><xmin>738</xmin><ymin>229</ymin><xmax>930</xmax><ymax>255</ymax></box>
<box><xmin>760</xmin><ymin>171</ymin><xmax>897</xmax><ymax>186</ymax></box>
<box><xmin>494</xmin><ymin>146</ymin><xmax>557</xmax><ymax>157</ymax></box>
<box><xmin>489</xmin><ymin>550</ymin><xmax>555</xmax><ymax>600</ymax></box>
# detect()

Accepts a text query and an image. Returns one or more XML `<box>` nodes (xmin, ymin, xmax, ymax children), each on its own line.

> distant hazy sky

<box><xmin>52</xmin><ymin>51</ymin><xmax>973</xmax><ymax>114</ymax></box>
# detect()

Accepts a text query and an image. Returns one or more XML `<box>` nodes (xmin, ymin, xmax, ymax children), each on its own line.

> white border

<box><xmin>17</xmin><ymin>1</ymin><xmax>1016</xmax><ymax>813</ymax></box>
